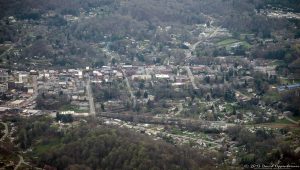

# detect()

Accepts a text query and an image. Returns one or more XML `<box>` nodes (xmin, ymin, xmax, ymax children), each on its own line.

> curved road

<box><xmin>0</xmin><ymin>122</ymin><xmax>8</xmax><ymax>141</ymax></box>
<box><xmin>14</xmin><ymin>154</ymin><xmax>29</xmax><ymax>170</ymax></box>
<box><xmin>175</xmin><ymin>103</ymin><xmax>183</xmax><ymax>116</ymax></box>
<box><xmin>1</xmin><ymin>122</ymin><xmax>30</xmax><ymax>169</ymax></box>
<box><xmin>284</xmin><ymin>115</ymin><xmax>298</xmax><ymax>124</ymax></box>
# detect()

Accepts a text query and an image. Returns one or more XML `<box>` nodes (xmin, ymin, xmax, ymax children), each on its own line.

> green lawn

<box><xmin>274</xmin><ymin>118</ymin><xmax>293</xmax><ymax>124</ymax></box>
<box><xmin>280</xmin><ymin>78</ymin><xmax>300</xmax><ymax>84</ymax></box>
<box><xmin>217</xmin><ymin>38</ymin><xmax>239</xmax><ymax>46</ymax></box>
<box><xmin>0</xmin><ymin>45</ymin><xmax>9</xmax><ymax>54</ymax></box>
<box><xmin>290</xmin><ymin>116</ymin><xmax>300</xmax><ymax>122</ymax></box>
<box><xmin>241</xmin><ymin>41</ymin><xmax>252</xmax><ymax>49</ymax></box>
<box><xmin>59</xmin><ymin>104</ymin><xmax>88</xmax><ymax>113</ymax></box>
<box><xmin>34</xmin><ymin>138</ymin><xmax>62</xmax><ymax>155</ymax></box>
<box><xmin>262</xmin><ymin>91</ymin><xmax>280</xmax><ymax>103</ymax></box>
<box><xmin>217</xmin><ymin>38</ymin><xmax>252</xmax><ymax>50</ymax></box>
<box><xmin>224</xmin><ymin>103</ymin><xmax>237</xmax><ymax>113</ymax></box>
<box><xmin>272</xmin><ymin>60</ymin><xmax>286</xmax><ymax>66</ymax></box>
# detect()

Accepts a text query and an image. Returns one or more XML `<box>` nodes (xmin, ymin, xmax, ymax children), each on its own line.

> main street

<box><xmin>86</xmin><ymin>76</ymin><xmax>96</xmax><ymax>116</ymax></box>
<box><xmin>185</xmin><ymin>66</ymin><xmax>199</xmax><ymax>90</ymax></box>
<box><xmin>122</xmin><ymin>69</ymin><xmax>136</xmax><ymax>109</ymax></box>
<box><xmin>20</xmin><ymin>75</ymin><xmax>38</xmax><ymax>108</ymax></box>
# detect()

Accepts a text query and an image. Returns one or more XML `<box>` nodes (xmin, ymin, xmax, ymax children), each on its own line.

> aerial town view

<box><xmin>0</xmin><ymin>0</ymin><xmax>300</xmax><ymax>169</ymax></box>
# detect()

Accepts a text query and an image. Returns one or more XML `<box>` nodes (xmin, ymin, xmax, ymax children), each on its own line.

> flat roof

<box><xmin>0</xmin><ymin>107</ymin><xmax>10</xmax><ymax>112</ymax></box>
<box><xmin>11</xmin><ymin>100</ymin><xmax>24</xmax><ymax>105</ymax></box>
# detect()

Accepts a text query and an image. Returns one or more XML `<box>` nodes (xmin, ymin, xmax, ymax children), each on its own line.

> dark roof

<box><xmin>277</xmin><ymin>83</ymin><xmax>300</xmax><ymax>92</ymax></box>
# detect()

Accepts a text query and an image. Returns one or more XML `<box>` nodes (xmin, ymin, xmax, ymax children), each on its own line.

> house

<box><xmin>22</xmin><ymin>109</ymin><xmax>41</xmax><ymax>116</ymax></box>
<box><xmin>174</xmin><ymin>75</ymin><xmax>189</xmax><ymax>82</ymax></box>
<box><xmin>77</xmin><ymin>70</ymin><xmax>83</xmax><ymax>79</ymax></box>
<box><xmin>10</xmin><ymin>100</ymin><xmax>24</xmax><ymax>107</ymax></box>
<box><xmin>60</xmin><ymin>110</ymin><xmax>89</xmax><ymax>117</ymax></box>
<box><xmin>0</xmin><ymin>83</ymin><xmax>8</xmax><ymax>93</ymax></box>
<box><xmin>241</xmin><ymin>76</ymin><xmax>254</xmax><ymax>85</ymax></box>
<box><xmin>27</xmin><ymin>88</ymin><xmax>34</xmax><ymax>94</ymax></box>
<box><xmin>61</xmin><ymin>111</ymin><xmax>75</xmax><ymax>115</ymax></box>
<box><xmin>93</xmin><ymin>71</ymin><xmax>103</xmax><ymax>77</ymax></box>
<box><xmin>277</xmin><ymin>83</ymin><xmax>300</xmax><ymax>92</ymax></box>
<box><xmin>0</xmin><ymin>69</ymin><xmax>10</xmax><ymax>83</ymax></box>
<box><xmin>116</xmin><ymin>72</ymin><xmax>123</xmax><ymax>79</ymax></box>
<box><xmin>15</xmin><ymin>72</ymin><xmax>27</xmax><ymax>84</ymax></box>
<box><xmin>0</xmin><ymin>107</ymin><xmax>9</xmax><ymax>114</ymax></box>
<box><xmin>29</xmin><ymin>70</ymin><xmax>38</xmax><ymax>75</ymax></box>
<box><xmin>172</xmin><ymin>82</ymin><xmax>186</xmax><ymax>88</ymax></box>
<box><xmin>192</xmin><ymin>65</ymin><xmax>207</xmax><ymax>73</ymax></box>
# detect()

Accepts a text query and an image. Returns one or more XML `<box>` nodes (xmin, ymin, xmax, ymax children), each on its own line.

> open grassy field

<box><xmin>217</xmin><ymin>38</ymin><xmax>239</xmax><ymax>46</ymax></box>
<box><xmin>290</xmin><ymin>116</ymin><xmax>300</xmax><ymax>122</ymax></box>
<box><xmin>59</xmin><ymin>104</ymin><xmax>88</xmax><ymax>113</ymax></box>
<box><xmin>217</xmin><ymin>38</ymin><xmax>252</xmax><ymax>49</ymax></box>
<box><xmin>33</xmin><ymin>138</ymin><xmax>62</xmax><ymax>155</ymax></box>
<box><xmin>274</xmin><ymin>118</ymin><xmax>293</xmax><ymax>124</ymax></box>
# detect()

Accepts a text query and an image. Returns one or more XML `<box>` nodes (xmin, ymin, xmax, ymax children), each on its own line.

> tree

<box><xmin>143</xmin><ymin>91</ymin><xmax>148</xmax><ymax>98</ymax></box>
<box><xmin>206</xmin><ymin>94</ymin><xmax>211</xmax><ymax>101</ymax></box>
<box><xmin>111</xmin><ymin>58</ymin><xmax>117</xmax><ymax>65</ymax></box>
<box><xmin>224</xmin><ymin>90</ymin><xmax>236</xmax><ymax>102</ymax></box>
<box><xmin>139</xmin><ymin>81</ymin><xmax>145</xmax><ymax>89</ymax></box>
<box><xmin>135</xmin><ymin>90</ymin><xmax>142</xmax><ymax>98</ymax></box>
<box><xmin>56</xmin><ymin>113</ymin><xmax>73</xmax><ymax>123</ymax></box>
<box><xmin>204</xmin><ymin>76</ymin><xmax>210</xmax><ymax>84</ymax></box>
<box><xmin>101</xmin><ymin>103</ymin><xmax>105</xmax><ymax>111</ymax></box>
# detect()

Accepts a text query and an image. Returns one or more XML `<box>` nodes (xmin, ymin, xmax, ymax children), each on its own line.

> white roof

<box><xmin>172</xmin><ymin>82</ymin><xmax>185</xmax><ymax>86</ymax></box>
<box><xmin>0</xmin><ymin>107</ymin><xmax>10</xmax><ymax>112</ymax></box>
<box><xmin>155</xmin><ymin>74</ymin><xmax>170</xmax><ymax>78</ymax></box>
<box><xmin>11</xmin><ymin>100</ymin><xmax>24</xmax><ymax>105</ymax></box>
<box><xmin>61</xmin><ymin>111</ymin><xmax>75</xmax><ymax>114</ymax></box>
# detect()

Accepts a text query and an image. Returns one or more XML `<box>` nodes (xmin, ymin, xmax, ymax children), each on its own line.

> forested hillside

<box><xmin>14</xmin><ymin>117</ymin><xmax>217</xmax><ymax>170</ymax></box>
<box><xmin>0</xmin><ymin>0</ymin><xmax>299</xmax><ymax>69</ymax></box>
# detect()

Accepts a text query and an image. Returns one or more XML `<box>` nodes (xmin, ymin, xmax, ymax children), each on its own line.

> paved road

<box><xmin>175</xmin><ymin>103</ymin><xmax>183</xmax><ymax>116</ymax></box>
<box><xmin>86</xmin><ymin>77</ymin><xmax>96</xmax><ymax>116</ymax></box>
<box><xmin>122</xmin><ymin>70</ymin><xmax>136</xmax><ymax>108</ymax></box>
<box><xmin>169</xmin><ymin>133</ymin><xmax>221</xmax><ymax>148</ymax></box>
<box><xmin>284</xmin><ymin>115</ymin><xmax>298</xmax><ymax>124</ymax></box>
<box><xmin>246</xmin><ymin>123</ymin><xmax>298</xmax><ymax>129</ymax></box>
<box><xmin>0</xmin><ymin>122</ymin><xmax>8</xmax><ymax>141</ymax></box>
<box><xmin>0</xmin><ymin>122</ymin><xmax>30</xmax><ymax>169</ymax></box>
<box><xmin>20</xmin><ymin>75</ymin><xmax>38</xmax><ymax>108</ymax></box>
<box><xmin>145</xmin><ymin>67</ymin><xmax>154</xmax><ymax>86</ymax></box>
<box><xmin>0</xmin><ymin>45</ymin><xmax>14</xmax><ymax>58</ymax></box>
<box><xmin>183</xmin><ymin>18</ymin><xmax>221</xmax><ymax>75</ymax></box>
<box><xmin>14</xmin><ymin>154</ymin><xmax>29</xmax><ymax>170</ymax></box>
<box><xmin>185</xmin><ymin>66</ymin><xmax>199</xmax><ymax>90</ymax></box>
<box><xmin>184</xmin><ymin>24</ymin><xmax>221</xmax><ymax>61</ymax></box>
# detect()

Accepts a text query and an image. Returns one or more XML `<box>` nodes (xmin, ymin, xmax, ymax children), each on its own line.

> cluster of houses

<box><xmin>0</xmin><ymin>56</ymin><xmax>299</xmax><ymax>121</ymax></box>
